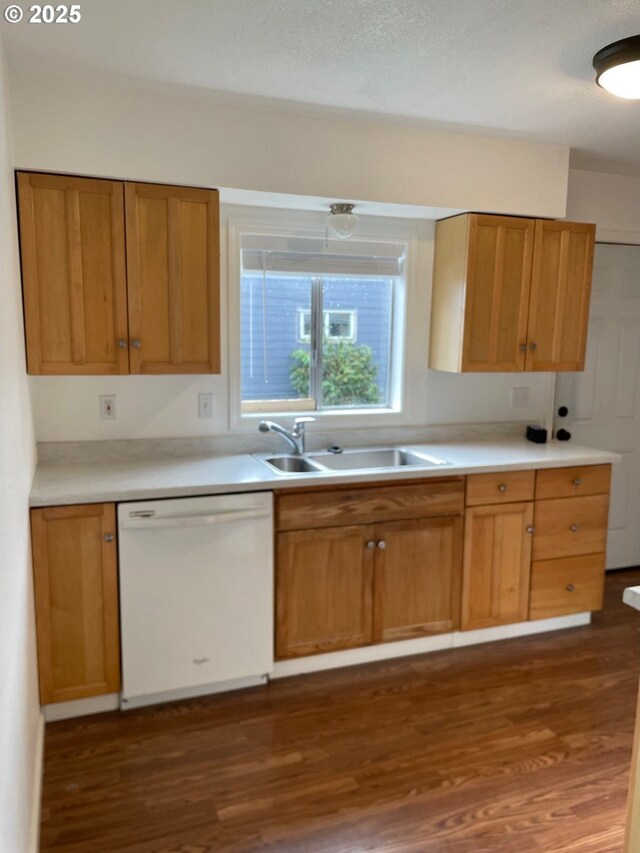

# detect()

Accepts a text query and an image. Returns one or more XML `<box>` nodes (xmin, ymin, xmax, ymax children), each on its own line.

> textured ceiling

<box><xmin>2</xmin><ymin>0</ymin><xmax>640</xmax><ymax>174</ymax></box>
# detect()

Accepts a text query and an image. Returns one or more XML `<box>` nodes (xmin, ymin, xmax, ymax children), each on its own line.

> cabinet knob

<box><xmin>118</xmin><ymin>339</ymin><xmax>127</xmax><ymax>349</ymax></box>
<box><xmin>529</xmin><ymin>342</ymin><xmax>537</xmax><ymax>352</ymax></box>
<box><xmin>570</xmin><ymin>524</ymin><xmax>579</xmax><ymax>533</ymax></box>
<box><xmin>132</xmin><ymin>339</ymin><xmax>142</xmax><ymax>348</ymax></box>
<box><xmin>519</xmin><ymin>343</ymin><xmax>527</xmax><ymax>353</ymax></box>
<box><xmin>526</xmin><ymin>525</ymin><xmax>535</xmax><ymax>534</ymax></box>
<box><xmin>104</xmin><ymin>533</ymin><xmax>114</xmax><ymax>543</ymax></box>
<box><xmin>566</xmin><ymin>583</ymin><xmax>575</xmax><ymax>592</ymax></box>
<box><xmin>573</xmin><ymin>478</ymin><xmax>582</xmax><ymax>486</ymax></box>
<box><xmin>498</xmin><ymin>483</ymin><xmax>508</xmax><ymax>493</ymax></box>
<box><xmin>366</xmin><ymin>540</ymin><xmax>376</xmax><ymax>549</ymax></box>
<box><xmin>377</xmin><ymin>540</ymin><xmax>386</xmax><ymax>550</ymax></box>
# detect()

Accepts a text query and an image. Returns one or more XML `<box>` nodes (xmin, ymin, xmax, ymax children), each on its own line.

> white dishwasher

<box><xmin>118</xmin><ymin>491</ymin><xmax>273</xmax><ymax>709</ymax></box>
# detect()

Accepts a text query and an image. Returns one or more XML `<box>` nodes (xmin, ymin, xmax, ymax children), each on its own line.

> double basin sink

<box><xmin>255</xmin><ymin>447</ymin><xmax>450</xmax><ymax>475</ymax></box>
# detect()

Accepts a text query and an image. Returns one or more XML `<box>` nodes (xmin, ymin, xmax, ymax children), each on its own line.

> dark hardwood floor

<box><xmin>40</xmin><ymin>569</ymin><xmax>640</xmax><ymax>853</ymax></box>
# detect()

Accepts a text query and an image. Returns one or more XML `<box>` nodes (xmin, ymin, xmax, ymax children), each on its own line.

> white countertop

<box><xmin>624</xmin><ymin>587</ymin><xmax>640</xmax><ymax>613</ymax></box>
<box><xmin>29</xmin><ymin>437</ymin><xmax>619</xmax><ymax>507</ymax></box>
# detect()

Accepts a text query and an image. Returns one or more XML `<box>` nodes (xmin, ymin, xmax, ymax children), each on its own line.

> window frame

<box><xmin>228</xmin><ymin>212</ymin><xmax>419</xmax><ymax>432</ymax></box>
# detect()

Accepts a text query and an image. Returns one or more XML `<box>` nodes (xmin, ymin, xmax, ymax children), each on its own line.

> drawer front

<box><xmin>535</xmin><ymin>464</ymin><xmax>611</xmax><ymax>500</ymax></box>
<box><xmin>533</xmin><ymin>495</ymin><xmax>609</xmax><ymax>561</ymax></box>
<box><xmin>529</xmin><ymin>553</ymin><xmax>605</xmax><ymax>620</ymax></box>
<box><xmin>276</xmin><ymin>478</ymin><xmax>465</xmax><ymax>531</ymax></box>
<box><xmin>466</xmin><ymin>470</ymin><xmax>535</xmax><ymax>506</ymax></box>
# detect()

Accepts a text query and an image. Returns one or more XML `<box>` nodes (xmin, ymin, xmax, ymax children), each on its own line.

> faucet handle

<box><xmin>294</xmin><ymin>416</ymin><xmax>317</xmax><ymax>427</ymax></box>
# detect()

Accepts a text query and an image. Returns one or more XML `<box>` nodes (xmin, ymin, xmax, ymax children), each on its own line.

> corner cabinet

<box><xmin>31</xmin><ymin>503</ymin><xmax>120</xmax><ymax>704</ymax></box>
<box><xmin>429</xmin><ymin>213</ymin><xmax>595</xmax><ymax>373</ymax></box>
<box><xmin>17</xmin><ymin>172</ymin><xmax>220</xmax><ymax>375</ymax></box>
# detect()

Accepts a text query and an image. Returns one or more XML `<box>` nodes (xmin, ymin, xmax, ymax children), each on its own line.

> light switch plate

<box><xmin>99</xmin><ymin>395</ymin><xmax>116</xmax><ymax>420</ymax></box>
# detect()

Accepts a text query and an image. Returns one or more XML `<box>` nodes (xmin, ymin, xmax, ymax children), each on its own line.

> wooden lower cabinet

<box><xmin>374</xmin><ymin>516</ymin><xmax>462</xmax><ymax>642</ymax></box>
<box><xmin>31</xmin><ymin>503</ymin><xmax>121</xmax><ymax>704</ymax></box>
<box><xmin>461</xmin><ymin>502</ymin><xmax>534</xmax><ymax>630</ymax></box>
<box><xmin>532</xmin><ymin>494</ymin><xmax>609</xmax><ymax>561</ymax></box>
<box><xmin>529</xmin><ymin>553</ymin><xmax>606</xmax><ymax>620</ymax></box>
<box><xmin>276</xmin><ymin>525</ymin><xmax>375</xmax><ymax>659</ymax></box>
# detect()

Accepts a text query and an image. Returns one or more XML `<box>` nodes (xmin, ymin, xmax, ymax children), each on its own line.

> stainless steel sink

<box><xmin>255</xmin><ymin>447</ymin><xmax>449</xmax><ymax>475</ymax></box>
<box><xmin>308</xmin><ymin>448</ymin><xmax>448</xmax><ymax>470</ymax></box>
<box><xmin>263</xmin><ymin>456</ymin><xmax>325</xmax><ymax>473</ymax></box>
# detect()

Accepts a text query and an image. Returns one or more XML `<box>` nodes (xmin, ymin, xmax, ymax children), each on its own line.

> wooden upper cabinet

<box><xmin>31</xmin><ymin>503</ymin><xmax>120</xmax><ymax>704</ymax></box>
<box><xmin>526</xmin><ymin>220</ymin><xmax>595</xmax><ymax>371</ymax></box>
<box><xmin>17</xmin><ymin>172</ymin><xmax>129</xmax><ymax>375</ymax></box>
<box><xmin>430</xmin><ymin>214</ymin><xmax>535</xmax><ymax>372</ymax></box>
<box><xmin>125</xmin><ymin>183</ymin><xmax>220</xmax><ymax>374</ymax></box>
<box><xmin>429</xmin><ymin>213</ymin><xmax>595</xmax><ymax>373</ymax></box>
<box><xmin>462</xmin><ymin>215</ymin><xmax>535</xmax><ymax>371</ymax></box>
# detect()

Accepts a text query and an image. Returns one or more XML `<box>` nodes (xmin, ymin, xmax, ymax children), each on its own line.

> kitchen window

<box><xmin>238</xmin><ymin>232</ymin><xmax>405</xmax><ymax>415</ymax></box>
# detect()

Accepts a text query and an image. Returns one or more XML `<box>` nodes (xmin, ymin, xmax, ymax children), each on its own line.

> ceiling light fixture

<box><xmin>593</xmin><ymin>34</ymin><xmax>640</xmax><ymax>99</ymax></box>
<box><xmin>326</xmin><ymin>203</ymin><xmax>358</xmax><ymax>239</ymax></box>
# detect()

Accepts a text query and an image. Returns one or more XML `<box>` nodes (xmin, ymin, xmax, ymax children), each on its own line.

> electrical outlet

<box><xmin>511</xmin><ymin>386</ymin><xmax>530</xmax><ymax>409</ymax></box>
<box><xmin>198</xmin><ymin>393</ymin><xmax>214</xmax><ymax>418</ymax></box>
<box><xmin>99</xmin><ymin>395</ymin><xmax>116</xmax><ymax>420</ymax></box>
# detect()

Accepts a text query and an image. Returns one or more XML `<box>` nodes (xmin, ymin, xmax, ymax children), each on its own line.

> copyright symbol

<box><xmin>4</xmin><ymin>4</ymin><xmax>23</xmax><ymax>21</ymax></box>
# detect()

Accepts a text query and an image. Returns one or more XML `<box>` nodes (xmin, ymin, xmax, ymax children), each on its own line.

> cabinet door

<box><xmin>461</xmin><ymin>502</ymin><xmax>534</xmax><ymax>630</ymax></box>
<box><xmin>125</xmin><ymin>183</ymin><xmax>220</xmax><ymax>374</ymax></box>
<box><xmin>462</xmin><ymin>214</ymin><xmax>535</xmax><ymax>372</ymax></box>
<box><xmin>17</xmin><ymin>172</ymin><xmax>129</xmax><ymax>375</ymax></box>
<box><xmin>276</xmin><ymin>525</ymin><xmax>374</xmax><ymax>659</ymax></box>
<box><xmin>31</xmin><ymin>504</ymin><xmax>120</xmax><ymax>704</ymax></box>
<box><xmin>373</xmin><ymin>516</ymin><xmax>463</xmax><ymax>642</ymax></box>
<box><xmin>526</xmin><ymin>220</ymin><xmax>595</xmax><ymax>371</ymax></box>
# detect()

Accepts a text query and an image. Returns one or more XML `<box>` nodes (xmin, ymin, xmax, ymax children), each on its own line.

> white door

<box><xmin>555</xmin><ymin>243</ymin><xmax>640</xmax><ymax>569</ymax></box>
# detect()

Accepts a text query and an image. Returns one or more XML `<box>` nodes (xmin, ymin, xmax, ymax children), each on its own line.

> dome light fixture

<box><xmin>593</xmin><ymin>34</ymin><xmax>640</xmax><ymax>99</ymax></box>
<box><xmin>326</xmin><ymin>203</ymin><xmax>358</xmax><ymax>239</ymax></box>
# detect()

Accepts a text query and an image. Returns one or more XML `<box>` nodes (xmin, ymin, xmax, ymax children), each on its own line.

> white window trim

<box><xmin>227</xmin><ymin>208</ymin><xmax>424</xmax><ymax>432</ymax></box>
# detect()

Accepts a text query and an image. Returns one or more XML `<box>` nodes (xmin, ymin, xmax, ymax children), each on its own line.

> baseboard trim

<box><xmin>121</xmin><ymin>674</ymin><xmax>268</xmax><ymax>710</ymax></box>
<box><xmin>28</xmin><ymin>712</ymin><xmax>44</xmax><ymax>853</ymax></box>
<box><xmin>44</xmin><ymin>693</ymin><xmax>120</xmax><ymax>722</ymax></box>
<box><xmin>270</xmin><ymin>612</ymin><xmax>591</xmax><ymax>679</ymax></box>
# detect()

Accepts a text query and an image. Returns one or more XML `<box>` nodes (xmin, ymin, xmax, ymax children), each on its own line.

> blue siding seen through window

<box><xmin>241</xmin><ymin>275</ymin><xmax>393</xmax><ymax>407</ymax></box>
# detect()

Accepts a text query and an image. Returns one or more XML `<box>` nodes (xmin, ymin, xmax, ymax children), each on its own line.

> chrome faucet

<box><xmin>258</xmin><ymin>417</ymin><xmax>316</xmax><ymax>455</ymax></box>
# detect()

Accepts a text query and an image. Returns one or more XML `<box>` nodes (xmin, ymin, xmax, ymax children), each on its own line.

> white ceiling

<box><xmin>2</xmin><ymin>0</ymin><xmax>640</xmax><ymax>175</ymax></box>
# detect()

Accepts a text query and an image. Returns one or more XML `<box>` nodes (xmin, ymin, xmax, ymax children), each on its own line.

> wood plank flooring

<box><xmin>40</xmin><ymin>569</ymin><xmax>640</xmax><ymax>852</ymax></box>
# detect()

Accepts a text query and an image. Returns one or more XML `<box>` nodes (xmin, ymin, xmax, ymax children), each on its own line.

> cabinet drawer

<box><xmin>529</xmin><ymin>553</ymin><xmax>605</xmax><ymax>619</ymax></box>
<box><xmin>466</xmin><ymin>470</ymin><xmax>535</xmax><ymax>506</ymax></box>
<box><xmin>276</xmin><ymin>478</ymin><xmax>465</xmax><ymax>531</ymax></box>
<box><xmin>535</xmin><ymin>465</ymin><xmax>611</xmax><ymax>500</ymax></box>
<box><xmin>532</xmin><ymin>495</ymin><xmax>609</xmax><ymax>561</ymax></box>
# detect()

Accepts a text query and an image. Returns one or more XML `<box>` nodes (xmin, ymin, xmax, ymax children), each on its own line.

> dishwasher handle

<box><xmin>121</xmin><ymin>508</ymin><xmax>272</xmax><ymax>530</ymax></box>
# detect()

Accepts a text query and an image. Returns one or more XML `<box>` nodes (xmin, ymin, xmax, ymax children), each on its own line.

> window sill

<box><xmin>233</xmin><ymin>406</ymin><xmax>409</xmax><ymax>433</ymax></box>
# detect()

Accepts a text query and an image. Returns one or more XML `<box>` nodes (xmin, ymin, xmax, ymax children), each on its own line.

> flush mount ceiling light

<box><xmin>326</xmin><ymin>203</ymin><xmax>358</xmax><ymax>239</ymax></box>
<box><xmin>593</xmin><ymin>34</ymin><xmax>640</xmax><ymax>99</ymax></box>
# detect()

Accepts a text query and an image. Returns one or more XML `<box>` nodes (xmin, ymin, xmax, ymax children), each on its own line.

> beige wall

<box><xmin>9</xmin><ymin>73</ymin><xmax>570</xmax><ymax>218</ymax></box>
<box><xmin>567</xmin><ymin>169</ymin><xmax>640</xmax><ymax>244</ymax></box>
<box><xmin>0</xmin><ymin>42</ymin><xmax>42</xmax><ymax>853</ymax></box>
